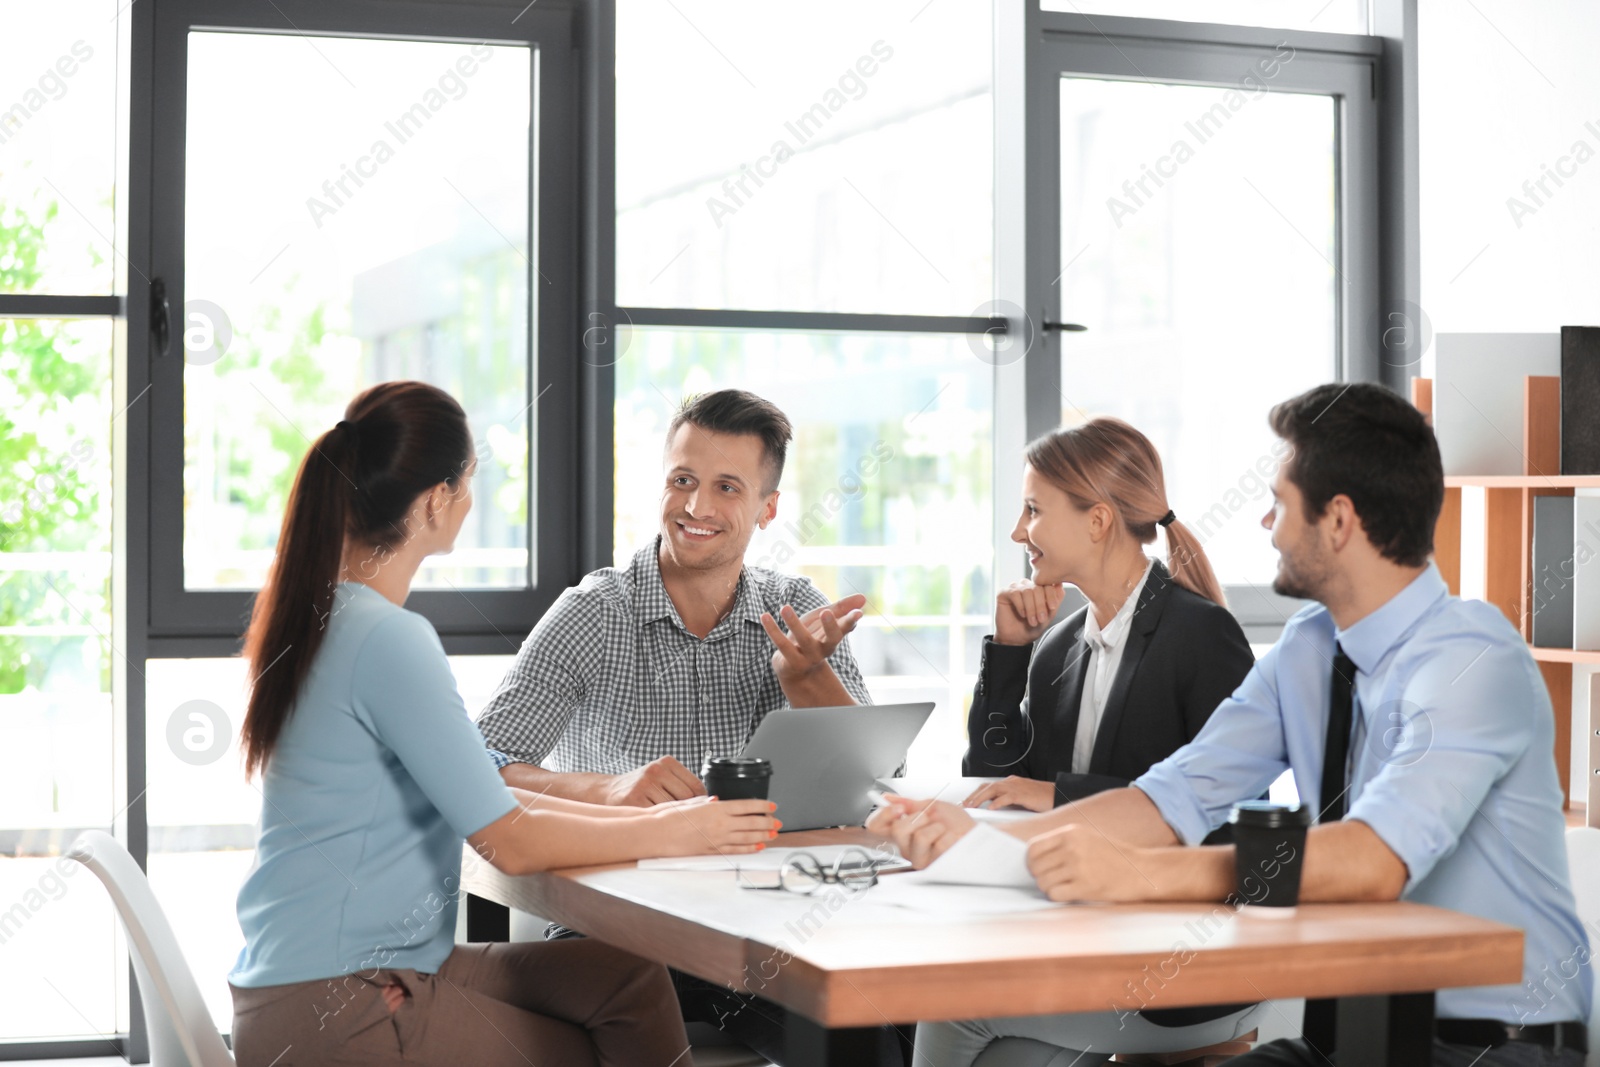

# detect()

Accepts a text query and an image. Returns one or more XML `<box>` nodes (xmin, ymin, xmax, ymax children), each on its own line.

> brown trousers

<box><xmin>230</xmin><ymin>940</ymin><xmax>689</xmax><ymax>1067</ymax></box>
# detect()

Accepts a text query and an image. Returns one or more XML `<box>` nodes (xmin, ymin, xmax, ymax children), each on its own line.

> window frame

<box><xmin>995</xmin><ymin>6</ymin><xmax>1407</xmax><ymax>632</ymax></box>
<box><xmin>137</xmin><ymin>0</ymin><xmax>582</xmax><ymax>649</ymax></box>
<box><xmin>595</xmin><ymin>3</ymin><xmax>1008</xmax><ymax>578</ymax></box>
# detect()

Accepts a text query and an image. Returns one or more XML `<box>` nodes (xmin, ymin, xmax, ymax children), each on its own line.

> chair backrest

<box><xmin>67</xmin><ymin>830</ymin><xmax>235</xmax><ymax>1067</ymax></box>
<box><xmin>1564</xmin><ymin>827</ymin><xmax>1600</xmax><ymax>1067</ymax></box>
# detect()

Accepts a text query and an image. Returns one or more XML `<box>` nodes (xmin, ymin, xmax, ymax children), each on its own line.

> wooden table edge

<box><xmin>745</xmin><ymin>926</ymin><xmax>1525</xmax><ymax>1027</ymax></box>
<box><xmin>462</xmin><ymin>851</ymin><xmax>1525</xmax><ymax>1029</ymax></box>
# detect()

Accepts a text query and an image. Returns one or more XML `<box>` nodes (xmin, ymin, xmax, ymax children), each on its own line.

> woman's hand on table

<box><xmin>652</xmin><ymin>796</ymin><xmax>781</xmax><ymax>856</ymax></box>
<box><xmin>963</xmin><ymin>776</ymin><xmax>1057</xmax><ymax>813</ymax></box>
<box><xmin>864</xmin><ymin>796</ymin><xmax>976</xmax><ymax>869</ymax></box>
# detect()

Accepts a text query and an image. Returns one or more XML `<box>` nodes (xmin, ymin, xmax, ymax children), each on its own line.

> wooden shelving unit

<box><xmin>1414</xmin><ymin>376</ymin><xmax>1594</xmax><ymax>820</ymax></box>
<box><xmin>1568</xmin><ymin>801</ymin><xmax>1590</xmax><ymax>830</ymax></box>
<box><xmin>1532</xmin><ymin>647</ymin><xmax>1600</xmax><ymax>666</ymax></box>
<box><xmin>1446</xmin><ymin>475</ymin><xmax>1600</xmax><ymax>489</ymax></box>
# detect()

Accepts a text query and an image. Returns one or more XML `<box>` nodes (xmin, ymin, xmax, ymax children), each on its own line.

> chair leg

<box><xmin>1112</xmin><ymin>1030</ymin><xmax>1258</xmax><ymax>1066</ymax></box>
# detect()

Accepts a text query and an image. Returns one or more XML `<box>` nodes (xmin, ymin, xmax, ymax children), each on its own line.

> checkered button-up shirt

<box><xmin>476</xmin><ymin>539</ymin><xmax>873</xmax><ymax>775</ymax></box>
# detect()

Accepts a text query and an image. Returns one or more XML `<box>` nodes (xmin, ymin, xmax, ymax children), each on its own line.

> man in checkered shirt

<box><xmin>475</xmin><ymin>390</ymin><xmax>906</xmax><ymax>1065</ymax></box>
<box><xmin>476</xmin><ymin>388</ymin><xmax>874</xmax><ymax>806</ymax></box>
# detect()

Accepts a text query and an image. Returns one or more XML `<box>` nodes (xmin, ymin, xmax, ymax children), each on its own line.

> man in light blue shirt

<box><xmin>873</xmin><ymin>383</ymin><xmax>1590</xmax><ymax>1067</ymax></box>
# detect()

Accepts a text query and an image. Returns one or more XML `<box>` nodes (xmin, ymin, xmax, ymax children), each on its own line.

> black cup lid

<box><xmin>702</xmin><ymin>757</ymin><xmax>772</xmax><ymax>778</ymax></box>
<box><xmin>1228</xmin><ymin>801</ymin><xmax>1310</xmax><ymax>829</ymax></box>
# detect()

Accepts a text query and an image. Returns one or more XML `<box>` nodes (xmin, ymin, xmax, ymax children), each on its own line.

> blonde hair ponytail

<box><xmin>1158</xmin><ymin>514</ymin><xmax>1227</xmax><ymax>608</ymax></box>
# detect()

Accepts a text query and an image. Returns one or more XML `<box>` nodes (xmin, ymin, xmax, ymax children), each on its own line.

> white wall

<box><xmin>1418</xmin><ymin>1</ymin><xmax>1600</xmax><ymax>807</ymax></box>
<box><xmin>1418</xmin><ymin>0</ymin><xmax>1600</xmax><ymax>341</ymax></box>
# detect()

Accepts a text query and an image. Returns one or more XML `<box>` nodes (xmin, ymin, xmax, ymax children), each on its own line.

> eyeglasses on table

<box><xmin>734</xmin><ymin>847</ymin><xmax>893</xmax><ymax>895</ymax></box>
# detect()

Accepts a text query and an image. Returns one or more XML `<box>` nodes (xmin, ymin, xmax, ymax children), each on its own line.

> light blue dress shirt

<box><xmin>231</xmin><ymin>582</ymin><xmax>517</xmax><ymax>988</ymax></box>
<box><xmin>1136</xmin><ymin>564</ymin><xmax>1592</xmax><ymax>1025</ymax></box>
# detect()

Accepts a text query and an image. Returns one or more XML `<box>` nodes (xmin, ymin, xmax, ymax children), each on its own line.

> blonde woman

<box><xmin>931</xmin><ymin>417</ymin><xmax>1263</xmax><ymax>1066</ymax></box>
<box><xmin>964</xmin><ymin>417</ymin><xmax>1252</xmax><ymax>811</ymax></box>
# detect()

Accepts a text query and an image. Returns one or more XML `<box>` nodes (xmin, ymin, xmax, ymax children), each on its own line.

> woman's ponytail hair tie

<box><xmin>1157</xmin><ymin>510</ymin><xmax>1176</xmax><ymax>527</ymax></box>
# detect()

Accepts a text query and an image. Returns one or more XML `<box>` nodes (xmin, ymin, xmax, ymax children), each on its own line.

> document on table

<box><xmin>638</xmin><ymin>844</ymin><xmax>911</xmax><ymax>873</ymax></box>
<box><xmin>910</xmin><ymin>822</ymin><xmax>1034</xmax><ymax>887</ymax></box>
<box><xmin>868</xmin><ymin>824</ymin><xmax>1056</xmax><ymax>915</ymax></box>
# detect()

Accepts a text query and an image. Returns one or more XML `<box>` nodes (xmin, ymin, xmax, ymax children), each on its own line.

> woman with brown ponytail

<box><xmin>227</xmin><ymin>381</ymin><xmax>777</xmax><ymax>1067</ymax></box>
<box><xmin>963</xmin><ymin>417</ymin><xmax>1254</xmax><ymax>816</ymax></box>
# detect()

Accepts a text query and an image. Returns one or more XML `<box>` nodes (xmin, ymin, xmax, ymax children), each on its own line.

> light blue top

<box><xmin>231</xmin><ymin>582</ymin><xmax>517</xmax><ymax>988</ymax></box>
<box><xmin>1136</xmin><ymin>564</ymin><xmax>1591</xmax><ymax>1025</ymax></box>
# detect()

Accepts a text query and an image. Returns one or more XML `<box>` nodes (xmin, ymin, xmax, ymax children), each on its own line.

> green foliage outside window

<box><xmin>0</xmin><ymin>200</ymin><xmax>109</xmax><ymax>695</ymax></box>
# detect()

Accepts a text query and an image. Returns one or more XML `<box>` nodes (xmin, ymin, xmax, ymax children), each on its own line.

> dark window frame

<box><xmin>993</xmin><ymin>6</ymin><xmax>1408</xmax><ymax>635</ymax></box>
<box><xmin>137</xmin><ymin>0</ymin><xmax>582</xmax><ymax>648</ymax></box>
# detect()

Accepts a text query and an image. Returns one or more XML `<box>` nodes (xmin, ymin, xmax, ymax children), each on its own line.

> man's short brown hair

<box><xmin>1268</xmin><ymin>382</ymin><xmax>1444</xmax><ymax>567</ymax></box>
<box><xmin>667</xmin><ymin>389</ymin><xmax>794</xmax><ymax>493</ymax></box>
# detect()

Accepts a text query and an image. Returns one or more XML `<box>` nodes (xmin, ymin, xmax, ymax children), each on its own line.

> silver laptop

<box><xmin>737</xmin><ymin>702</ymin><xmax>934</xmax><ymax>830</ymax></box>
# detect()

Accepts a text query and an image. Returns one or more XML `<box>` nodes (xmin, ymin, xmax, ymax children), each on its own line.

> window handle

<box><xmin>1043</xmin><ymin>321</ymin><xmax>1088</xmax><ymax>332</ymax></box>
<box><xmin>150</xmin><ymin>277</ymin><xmax>171</xmax><ymax>357</ymax></box>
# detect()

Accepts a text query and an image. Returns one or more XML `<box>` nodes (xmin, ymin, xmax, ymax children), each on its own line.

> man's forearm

<box><xmin>1298</xmin><ymin>820</ymin><xmax>1408</xmax><ymax>902</ymax></box>
<box><xmin>779</xmin><ymin>663</ymin><xmax>855</xmax><ymax>707</ymax></box>
<box><xmin>1124</xmin><ymin>821</ymin><xmax>1406</xmax><ymax>904</ymax></box>
<box><xmin>1006</xmin><ymin>785</ymin><xmax>1181</xmax><ymax>847</ymax></box>
<box><xmin>1139</xmin><ymin>845</ymin><xmax>1235</xmax><ymax>901</ymax></box>
<box><xmin>500</xmin><ymin>762</ymin><xmax>618</xmax><ymax>805</ymax></box>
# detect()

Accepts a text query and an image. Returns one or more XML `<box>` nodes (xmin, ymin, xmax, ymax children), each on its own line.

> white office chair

<box><xmin>1565</xmin><ymin>827</ymin><xmax>1600</xmax><ymax>1067</ymax></box>
<box><xmin>67</xmin><ymin>830</ymin><xmax>236</xmax><ymax>1067</ymax></box>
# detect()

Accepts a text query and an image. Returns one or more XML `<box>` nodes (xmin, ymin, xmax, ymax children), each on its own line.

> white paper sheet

<box><xmin>865</xmin><ymin>825</ymin><xmax>1054</xmax><ymax>914</ymax></box>
<box><xmin>911</xmin><ymin>822</ymin><xmax>1035</xmax><ymax>887</ymax></box>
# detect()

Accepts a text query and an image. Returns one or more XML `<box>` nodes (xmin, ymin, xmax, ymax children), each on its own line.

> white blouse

<box><xmin>1070</xmin><ymin>558</ymin><xmax>1155</xmax><ymax>774</ymax></box>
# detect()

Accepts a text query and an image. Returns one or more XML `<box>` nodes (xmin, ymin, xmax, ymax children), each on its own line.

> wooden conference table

<box><xmin>462</xmin><ymin>828</ymin><xmax>1523</xmax><ymax>1067</ymax></box>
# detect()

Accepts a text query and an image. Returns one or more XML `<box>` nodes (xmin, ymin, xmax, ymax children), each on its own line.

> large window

<box><xmin>1056</xmin><ymin>78</ymin><xmax>1336</xmax><ymax>587</ymax></box>
<box><xmin>181</xmin><ymin>34</ymin><xmax>535</xmax><ymax>592</ymax></box>
<box><xmin>1</xmin><ymin>0</ymin><xmax>576</xmax><ymax>1053</ymax></box>
<box><xmin>1020</xmin><ymin>12</ymin><xmax>1383</xmax><ymax>636</ymax></box>
<box><xmin>0</xmin><ymin>0</ymin><xmax>119</xmax><ymax>297</ymax></box>
<box><xmin>145</xmin><ymin>0</ymin><xmax>579</xmax><ymax>639</ymax></box>
<box><xmin>0</xmin><ymin>0</ymin><xmax>124</xmax><ymax>1045</ymax></box>
<box><xmin>129</xmin><ymin>0</ymin><xmax>575</xmax><ymax>1048</ymax></box>
<box><xmin>614</xmin><ymin>0</ymin><xmax>999</xmax><ymax>775</ymax></box>
<box><xmin>0</xmin><ymin>320</ymin><xmax>120</xmax><ymax>1043</ymax></box>
<box><xmin>616</xmin><ymin>0</ymin><xmax>993</xmax><ymax>316</ymax></box>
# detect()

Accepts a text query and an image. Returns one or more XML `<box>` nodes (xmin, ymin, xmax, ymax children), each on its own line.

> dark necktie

<box><xmin>1303</xmin><ymin>643</ymin><xmax>1359</xmax><ymax>1058</ymax></box>
<box><xmin>1319</xmin><ymin>643</ymin><xmax>1356</xmax><ymax>822</ymax></box>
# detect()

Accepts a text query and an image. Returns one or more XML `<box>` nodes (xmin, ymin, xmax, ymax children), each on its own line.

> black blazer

<box><xmin>963</xmin><ymin>560</ymin><xmax>1254</xmax><ymax>806</ymax></box>
<box><xmin>961</xmin><ymin>561</ymin><xmax>1257</xmax><ymax>1029</ymax></box>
